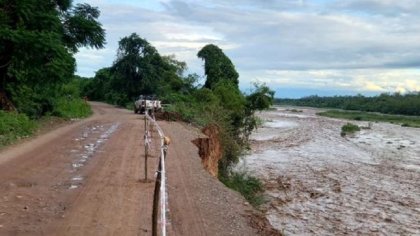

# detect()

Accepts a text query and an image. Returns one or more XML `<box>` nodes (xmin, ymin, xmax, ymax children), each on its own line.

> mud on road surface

<box><xmin>0</xmin><ymin>102</ymin><xmax>155</xmax><ymax>235</ymax></box>
<box><xmin>0</xmin><ymin>102</ymin><xmax>259</xmax><ymax>236</ymax></box>
<box><xmin>242</xmin><ymin>107</ymin><xmax>420</xmax><ymax>235</ymax></box>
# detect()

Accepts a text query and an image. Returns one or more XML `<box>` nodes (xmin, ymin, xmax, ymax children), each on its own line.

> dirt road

<box><xmin>0</xmin><ymin>102</ymin><xmax>257</xmax><ymax>236</ymax></box>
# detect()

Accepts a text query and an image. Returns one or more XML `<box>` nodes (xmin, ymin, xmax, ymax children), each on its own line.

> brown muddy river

<box><xmin>240</xmin><ymin>107</ymin><xmax>420</xmax><ymax>235</ymax></box>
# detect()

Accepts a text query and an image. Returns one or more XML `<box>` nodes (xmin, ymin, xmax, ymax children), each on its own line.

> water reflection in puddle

<box><xmin>68</xmin><ymin>123</ymin><xmax>120</xmax><ymax>190</ymax></box>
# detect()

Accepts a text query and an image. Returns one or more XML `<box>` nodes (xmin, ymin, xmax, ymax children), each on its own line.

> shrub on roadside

<box><xmin>0</xmin><ymin>111</ymin><xmax>37</xmax><ymax>147</ymax></box>
<box><xmin>220</xmin><ymin>171</ymin><xmax>265</xmax><ymax>207</ymax></box>
<box><xmin>52</xmin><ymin>98</ymin><xmax>92</xmax><ymax>119</ymax></box>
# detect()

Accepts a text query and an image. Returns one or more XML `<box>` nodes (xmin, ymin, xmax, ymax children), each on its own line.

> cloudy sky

<box><xmin>74</xmin><ymin>0</ymin><xmax>420</xmax><ymax>98</ymax></box>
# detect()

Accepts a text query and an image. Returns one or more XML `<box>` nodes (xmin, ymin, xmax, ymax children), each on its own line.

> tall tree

<box><xmin>110</xmin><ymin>33</ymin><xmax>185</xmax><ymax>104</ymax></box>
<box><xmin>197</xmin><ymin>44</ymin><xmax>239</xmax><ymax>89</ymax></box>
<box><xmin>0</xmin><ymin>0</ymin><xmax>105</xmax><ymax>112</ymax></box>
<box><xmin>111</xmin><ymin>33</ymin><xmax>162</xmax><ymax>99</ymax></box>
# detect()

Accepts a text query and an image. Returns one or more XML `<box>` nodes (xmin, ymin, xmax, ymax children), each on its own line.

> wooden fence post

<box><xmin>144</xmin><ymin>115</ymin><xmax>148</xmax><ymax>181</ymax></box>
<box><xmin>152</xmin><ymin>159</ymin><xmax>162</xmax><ymax>236</ymax></box>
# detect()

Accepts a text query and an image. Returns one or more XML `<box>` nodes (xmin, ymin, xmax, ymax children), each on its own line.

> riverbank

<box><xmin>240</xmin><ymin>106</ymin><xmax>420</xmax><ymax>235</ymax></box>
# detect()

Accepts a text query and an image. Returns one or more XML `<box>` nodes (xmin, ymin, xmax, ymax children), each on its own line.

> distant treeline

<box><xmin>275</xmin><ymin>92</ymin><xmax>420</xmax><ymax>116</ymax></box>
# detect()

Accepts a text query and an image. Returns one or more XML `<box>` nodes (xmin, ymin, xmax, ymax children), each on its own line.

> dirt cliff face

<box><xmin>192</xmin><ymin>124</ymin><xmax>222</xmax><ymax>177</ymax></box>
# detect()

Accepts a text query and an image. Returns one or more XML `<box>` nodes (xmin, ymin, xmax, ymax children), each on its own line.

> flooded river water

<box><xmin>240</xmin><ymin>107</ymin><xmax>420</xmax><ymax>235</ymax></box>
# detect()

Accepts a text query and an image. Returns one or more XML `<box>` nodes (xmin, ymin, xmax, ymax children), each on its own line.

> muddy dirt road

<box><xmin>0</xmin><ymin>102</ymin><xmax>257</xmax><ymax>236</ymax></box>
<box><xmin>242</xmin><ymin>107</ymin><xmax>420</xmax><ymax>235</ymax></box>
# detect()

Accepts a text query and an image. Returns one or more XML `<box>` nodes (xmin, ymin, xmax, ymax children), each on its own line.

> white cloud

<box><xmin>252</xmin><ymin>68</ymin><xmax>420</xmax><ymax>94</ymax></box>
<box><xmin>74</xmin><ymin>0</ymin><xmax>420</xmax><ymax>96</ymax></box>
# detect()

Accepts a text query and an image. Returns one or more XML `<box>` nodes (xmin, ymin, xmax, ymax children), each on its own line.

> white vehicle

<box><xmin>134</xmin><ymin>95</ymin><xmax>161</xmax><ymax>114</ymax></box>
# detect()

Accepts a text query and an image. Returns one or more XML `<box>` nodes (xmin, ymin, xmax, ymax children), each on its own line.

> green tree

<box><xmin>197</xmin><ymin>44</ymin><xmax>239</xmax><ymax>89</ymax></box>
<box><xmin>112</xmin><ymin>33</ymin><xmax>161</xmax><ymax>98</ymax></box>
<box><xmin>109</xmin><ymin>33</ymin><xmax>185</xmax><ymax>105</ymax></box>
<box><xmin>242</xmin><ymin>83</ymin><xmax>275</xmax><ymax>141</ymax></box>
<box><xmin>82</xmin><ymin>67</ymin><xmax>112</xmax><ymax>101</ymax></box>
<box><xmin>246</xmin><ymin>82</ymin><xmax>275</xmax><ymax>111</ymax></box>
<box><xmin>0</xmin><ymin>0</ymin><xmax>105</xmax><ymax>114</ymax></box>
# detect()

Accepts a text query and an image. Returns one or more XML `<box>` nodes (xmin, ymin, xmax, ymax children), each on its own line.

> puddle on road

<box><xmin>71</xmin><ymin>176</ymin><xmax>83</xmax><ymax>181</ymax></box>
<box><xmin>68</xmin><ymin>184</ymin><xmax>79</xmax><ymax>189</ymax></box>
<box><xmin>67</xmin><ymin>123</ymin><xmax>120</xmax><ymax>190</ymax></box>
<box><xmin>72</xmin><ymin>163</ymin><xmax>83</xmax><ymax>168</ymax></box>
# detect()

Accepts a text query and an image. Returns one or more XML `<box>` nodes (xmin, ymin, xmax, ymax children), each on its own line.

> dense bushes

<box><xmin>0</xmin><ymin>76</ymin><xmax>92</xmax><ymax>148</ymax></box>
<box><xmin>220</xmin><ymin>171</ymin><xmax>264</xmax><ymax>206</ymax></box>
<box><xmin>52</xmin><ymin>97</ymin><xmax>92</xmax><ymax>119</ymax></box>
<box><xmin>277</xmin><ymin>92</ymin><xmax>420</xmax><ymax>116</ymax></box>
<box><xmin>0</xmin><ymin>1</ymin><xmax>103</xmax><ymax>147</ymax></box>
<box><xmin>0</xmin><ymin>0</ymin><xmax>105</xmax><ymax>116</ymax></box>
<box><xmin>0</xmin><ymin>111</ymin><xmax>37</xmax><ymax>147</ymax></box>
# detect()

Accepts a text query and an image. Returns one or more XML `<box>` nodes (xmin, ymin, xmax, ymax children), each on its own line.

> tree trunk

<box><xmin>0</xmin><ymin>89</ymin><xmax>16</xmax><ymax>112</ymax></box>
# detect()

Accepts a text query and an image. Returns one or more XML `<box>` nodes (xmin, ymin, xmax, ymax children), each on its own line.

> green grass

<box><xmin>341</xmin><ymin>123</ymin><xmax>360</xmax><ymax>136</ymax></box>
<box><xmin>318</xmin><ymin>110</ymin><xmax>420</xmax><ymax>128</ymax></box>
<box><xmin>0</xmin><ymin>111</ymin><xmax>37</xmax><ymax>148</ymax></box>
<box><xmin>52</xmin><ymin>98</ymin><xmax>92</xmax><ymax>119</ymax></box>
<box><xmin>220</xmin><ymin>171</ymin><xmax>265</xmax><ymax>207</ymax></box>
<box><xmin>0</xmin><ymin>99</ymin><xmax>92</xmax><ymax>149</ymax></box>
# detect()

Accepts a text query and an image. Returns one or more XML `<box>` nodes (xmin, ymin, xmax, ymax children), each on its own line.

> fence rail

<box><xmin>145</xmin><ymin>112</ymin><xmax>168</xmax><ymax>236</ymax></box>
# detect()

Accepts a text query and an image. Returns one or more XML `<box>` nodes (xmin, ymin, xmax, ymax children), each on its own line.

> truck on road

<box><xmin>134</xmin><ymin>95</ymin><xmax>161</xmax><ymax>114</ymax></box>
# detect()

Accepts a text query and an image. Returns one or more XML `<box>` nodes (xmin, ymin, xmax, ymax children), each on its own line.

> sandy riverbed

<box><xmin>240</xmin><ymin>107</ymin><xmax>420</xmax><ymax>235</ymax></box>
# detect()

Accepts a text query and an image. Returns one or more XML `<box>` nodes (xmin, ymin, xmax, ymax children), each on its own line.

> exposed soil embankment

<box><xmin>192</xmin><ymin>124</ymin><xmax>222</xmax><ymax>177</ymax></box>
<box><xmin>190</xmin><ymin>123</ymin><xmax>281</xmax><ymax>235</ymax></box>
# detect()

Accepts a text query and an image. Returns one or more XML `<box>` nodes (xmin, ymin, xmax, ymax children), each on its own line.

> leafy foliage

<box><xmin>247</xmin><ymin>83</ymin><xmax>275</xmax><ymax>111</ymax></box>
<box><xmin>0</xmin><ymin>0</ymin><xmax>105</xmax><ymax>116</ymax></box>
<box><xmin>82</xmin><ymin>33</ymin><xmax>187</xmax><ymax>106</ymax></box>
<box><xmin>340</xmin><ymin>123</ymin><xmax>360</xmax><ymax>137</ymax></box>
<box><xmin>220</xmin><ymin>171</ymin><xmax>265</xmax><ymax>207</ymax></box>
<box><xmin>52</xmin><ymin>97</ymin><xmax>92</xmax><ymax>119</ymax></box>
<box><xmin>197</xmin><ymin>44</ymin><xmax>239</xmax><ymax>89</ymax></box>
<box><xmin>0</xmin><ymin>111</ymin><xmax>37</xmax><ymax>147</ymax></box>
